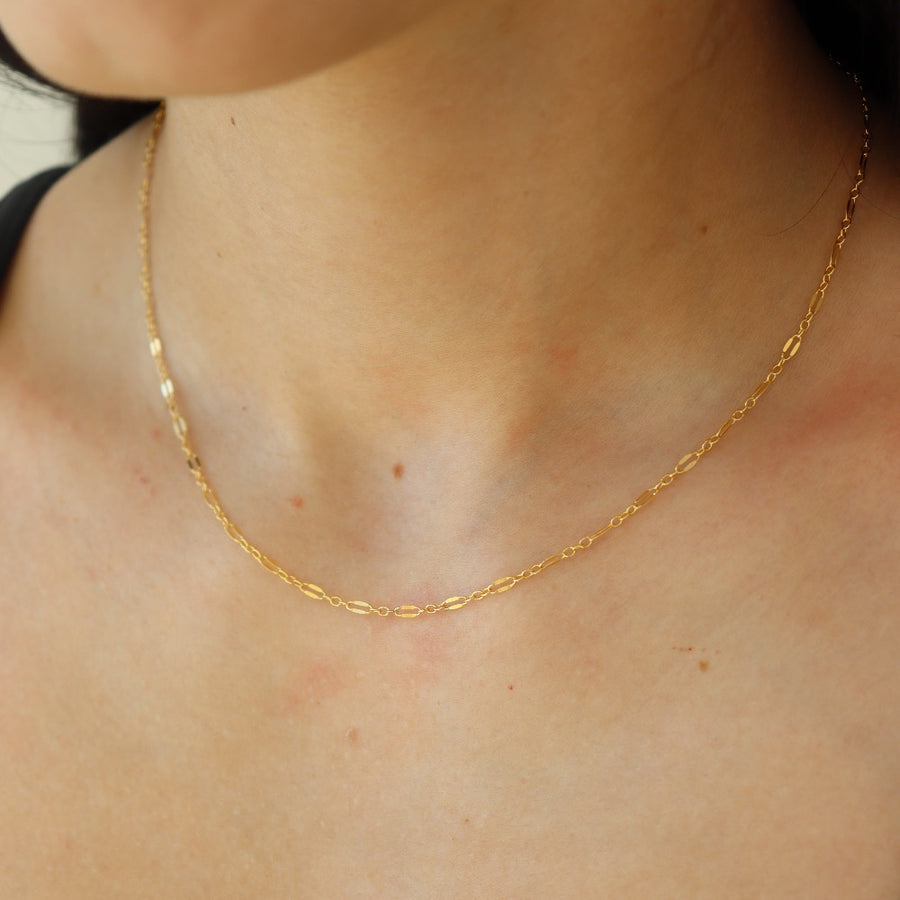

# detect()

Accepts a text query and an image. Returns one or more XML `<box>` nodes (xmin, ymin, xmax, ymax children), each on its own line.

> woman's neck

<box><xmin>146</xmin><ymin>0</ymin><xmax>862</xmax><ymax>471</ymax></box>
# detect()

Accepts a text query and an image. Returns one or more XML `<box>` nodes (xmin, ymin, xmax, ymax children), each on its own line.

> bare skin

<box><xmin>0</xmin><ymin>0</ymin><xmax>899</xmax><ymax>895</ymax></box>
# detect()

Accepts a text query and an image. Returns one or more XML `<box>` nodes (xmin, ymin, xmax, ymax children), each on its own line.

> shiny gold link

<box><xmin>137</xmin><ymin>82</ymin><xmax>870</xmax><ymax>617</ymax></box>
<box><xmin>539</xmin><ymin>551</ymin><xmax>567</xmax><ymax>569</ymax></box>
<box><xmin>346</xmin><ymin>600</ymin><xmax>374</xmax><ymax>615</ymax></box>
<box><xmin>782</xmin><ymin>334</ymin><xmax>803</xmax><ymax>359</ymax></box>
<box><xmin>488</xmin><ymin>576</ymin><xmax>518</xmax><ymax>593</ymax></box>
<box><xmin>222</xmin><ymin>520</ymin><xmax>243</xmax><ymax>542</ymax></box>
<box><xmin>441</xmin><ymin>596</ymin><xmax>470</xmax><ymax>611</ymax></box>
<box><xmin>588</xmin><ymin>524</ymin><xmax>613</xmax><ymax>542</ymax></box>
<box><xmin>394</xmin><ymin>605</ymin><xmax>424</xmax><ymax>618</ymax></box>
<box><xmin>675</xmin><ymin>451</ymin><xmax>701</xmax><ymax>474</ymax></box>
<box><xmin>201</xmin><ymin>489</ymin><xmax>220</xmax><ymax>510</ymax></box>
<box><xmin>259</xmin><ymin>556</ymin><xmax>284</xmax><ymax>576</ymax></box>
<box><xmin>634</xmin><ymin>489</ymin><xmax>656</xmax><ymax>508</ymax></box>
<box><xmin>715</xmin><ymin>418</ymin><xmax>735</xmax><ymax>440</ymax></box>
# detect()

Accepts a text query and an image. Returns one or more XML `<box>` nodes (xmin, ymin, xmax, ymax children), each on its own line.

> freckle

<box><xmin>464</xmin><ymin>817</ymin><xmax>471</xmax><ymax>825</ymax></box>
<box><xmin>393</xmin><ymin>462</ymin><xmax>405</xmax><ymax>479</ymax></box>
<box><xmin>699</xmin><ymin>660</ymin><xmax>709</xmax><ymax>672</ymax></box>
<box><xmin>290</xmin><ymin>495</ymin><xmax>304</xmax><ymax>509</ymax></box>
<box><xmin>241</xmin><ymin>405</ymin><xmax>247</xmax><ymax>412</ymax></box>
<box><xmin>700</xmin><ymin>223</ymin><xmax>708</xmax><ymax>234</ymax></box>
<box><xmin>230</xmin><ymin>116</ymin><xmax>236</xmax><ymax>126</ymax></box>
<box><xmin>345</xmin><ymin>727</ymin><xmax>359</xmax><ymax>745</ymax></box>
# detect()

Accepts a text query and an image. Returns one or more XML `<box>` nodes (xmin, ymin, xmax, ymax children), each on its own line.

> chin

<box><xmin>1</xmin><ymin>19</ymin><xmax>311</xmax><ymax>99</ymax></box>
<box><xmin>1</xmin><ymin>0</ymin><xmax>450</xmax><ymax>99</ymax></box>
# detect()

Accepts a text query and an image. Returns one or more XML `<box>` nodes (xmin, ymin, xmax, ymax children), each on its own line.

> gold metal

<box><xmin>139</xmin><ymin>81</ymin><xmax>870</xmax><ymax>617</ymax></box>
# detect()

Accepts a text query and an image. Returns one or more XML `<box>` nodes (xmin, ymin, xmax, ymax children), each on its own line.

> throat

<box><xmin>129</xmin><ymin>0</ymin><xmax>868</xmax><ymax>592</ymax></box>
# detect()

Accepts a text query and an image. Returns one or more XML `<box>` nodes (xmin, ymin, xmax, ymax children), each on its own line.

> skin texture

<box><xmin>0</xmin><ymin>0</ymin><xmax>899</xmax><ymax>895</ymax></box>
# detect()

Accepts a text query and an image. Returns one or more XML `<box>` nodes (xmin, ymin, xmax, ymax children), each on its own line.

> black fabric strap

<box><xmin>0</xmin><ymin>167</ymin><xmax>70</xmax><ymax>288</ymax></box>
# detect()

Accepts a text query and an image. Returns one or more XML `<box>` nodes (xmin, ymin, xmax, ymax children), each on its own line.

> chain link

<box><xmin>139</xmin><ymin>83</ymin><xmax>870</xmax><ymax>617</ymax></box>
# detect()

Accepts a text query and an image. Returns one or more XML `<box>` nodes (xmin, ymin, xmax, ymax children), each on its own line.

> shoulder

<box><xmin>0</xmin><ymin>119</ymin><xmax>162</xmax><ymax>548</ymax></box>
<box><xmin>0</xmin><ymin>118</ymin><xmax>154</xmax><ymax>401</ymax></box>
<box><xmin>740</xmin><ymin>122</ymin><xmax>900</xmax><ymax>752</ymax></box>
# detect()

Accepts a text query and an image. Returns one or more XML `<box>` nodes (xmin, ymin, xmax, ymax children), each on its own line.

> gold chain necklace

<box><xmin>139</xmin><ymin>89</ymin><xmax>870</xmax><ymax>618</ymax></box>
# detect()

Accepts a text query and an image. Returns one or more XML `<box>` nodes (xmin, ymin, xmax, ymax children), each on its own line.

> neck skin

<box><xmin>145</xmin><ymin>0</ymin><xmax>862</xmax><ymax>569</ymax></box>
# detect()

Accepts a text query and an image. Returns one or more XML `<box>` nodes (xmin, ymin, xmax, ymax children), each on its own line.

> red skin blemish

<box><xmin>547</xmin><ymin>339</ymin><xmax>580</xmax><ymax>375</ymax></box>
<box><xmin>290</xmin><ymin>496</ymin><xmax>304</xmax><ymax>509</ymax></box>
<box><xmin>393</xmin><ymin>463</ymin><xmax>405</xmax><ymax>479</ymax></box>
<box><xmin>392</xmin><ymin>614</ymin><xmax>453</xmax><ymax>690</ymax></box>
<box><xmin>282</xmin><ymin>660</ymin><xmax>347</xmax><ymax>713</ymax></box>
<box><xmin>508</xmin><ymin>684</ymin><xmax>515</xmax><ymax>691</ymax></box>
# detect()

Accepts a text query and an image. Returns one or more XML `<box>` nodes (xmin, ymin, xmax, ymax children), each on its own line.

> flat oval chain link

<box><xmin>139</xmin><ymin>85</ymin><xmax>870</xmax><ymax>618</ymax></box>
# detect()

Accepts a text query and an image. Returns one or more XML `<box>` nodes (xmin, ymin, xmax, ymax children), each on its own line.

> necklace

<box><xmin>139</xmin><ymin>89</ymin><xmax>869</xmax><ymax>618</ymax></box>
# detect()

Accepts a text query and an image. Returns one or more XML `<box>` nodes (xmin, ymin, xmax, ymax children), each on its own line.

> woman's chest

<box><xmin>1</xmin><ymin>359</ymin><xmax>899</xmax><ymax>896</ymax></box>
<box><xmin>1</xmin><ymin>557</ymin><xmax>898</xmax><ymax>898</ymax></box>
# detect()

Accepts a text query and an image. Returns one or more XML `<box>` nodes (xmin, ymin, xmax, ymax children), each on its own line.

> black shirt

<box><xmin>0</xmin><ymin>167</ymin><xmax>70</xmax><ymax>287</ymax></box>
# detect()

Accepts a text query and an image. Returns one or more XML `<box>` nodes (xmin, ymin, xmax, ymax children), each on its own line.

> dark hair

<box><xmin>1</xmin><ymin>1</ymin><xmax>898</xmax><ymax>159</ymax></box>
<box><xmin>793</xmin><ymin>0</ymin><xmax>900</xmax><ymax>97</ymax></box>
<box><xmin>0</xmin><ymin>31</ymin><xmax>157</xmax><ymax>159</ymax></box>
